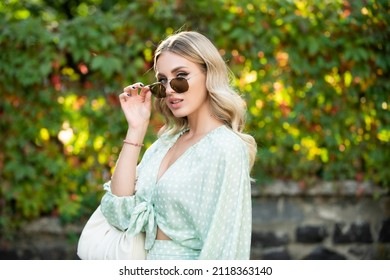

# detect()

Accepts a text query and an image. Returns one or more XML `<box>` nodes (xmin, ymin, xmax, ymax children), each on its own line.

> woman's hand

<box><xmin>119</xmin><ymin>82</ymin><xmax>152</xmax><ymax>129</ymax></box>
<box><xmin>111</xmin><ymin>82</ymin><xmax>151</xmax><ymax>197</ymax></box>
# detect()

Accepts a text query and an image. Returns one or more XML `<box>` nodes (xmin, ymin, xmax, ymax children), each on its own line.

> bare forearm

<box><xmin>110</xmin><ymin>125</ymin><xmax>148</xmax><ymax>196</ymax></box>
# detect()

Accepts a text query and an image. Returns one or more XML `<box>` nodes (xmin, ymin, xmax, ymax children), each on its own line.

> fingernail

<box><xmin>131</xmin><ymin>86</ymin><xmax>136</xmax><ymax>89</ymax></box>
<box><xmin>140</xmin><ymin>83</ymin><xmax>144</xmax><ymax>87</ymax></box>
<box><xmin>127</xmin><ymin>93</ymin><xmax>131</xmax><ymax>96</ymax></box>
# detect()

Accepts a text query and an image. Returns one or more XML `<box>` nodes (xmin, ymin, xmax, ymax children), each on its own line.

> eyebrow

<box><xmin>156</xmin><ymin>66</ymin><xmax>190</xmax><ymax>77</ymax></box>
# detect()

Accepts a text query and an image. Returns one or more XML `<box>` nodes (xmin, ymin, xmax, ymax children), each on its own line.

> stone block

<box><xmin>348</xmin><ymin>246</ymin><xmax>376</xmax><ymax>259</ymax></box>
<box><xmin>262</xmin><ymin>247</ymin><xmax>291</xmax><ymax>260</ymax></box>
<box><xmin>296</xmin><ymin>225</ymin><xmax>328</xmax><ymax>243</ymax></box>
<box><xmin>251</xmin><ymin>231</ymin><xmax>289</xmax><ymax>248</ymax></box>
<box><xmin>378</xmin><ymin>218</ymin><xmax>390</xmax><ymax>243</ymax></box>
<box><xmin>333</xmin><ymin>222</ymin><xmax>373</xmax><ymax>244</ymax></box>
<box><xmin>303</xmin><ymin>246</ymin><xmax>346</xmax><ymax>260</ymax></box>
<box><xmin>252</xmin><ymin>198</ymin><xmax>304</xmax><ymax>225</ymax></box>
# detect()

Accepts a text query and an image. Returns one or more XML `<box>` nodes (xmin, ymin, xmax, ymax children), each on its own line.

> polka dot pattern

<box><xmin>100</xmin><ymin>125</ymin><xmax>252</xmax><ymax>259</ymax></box>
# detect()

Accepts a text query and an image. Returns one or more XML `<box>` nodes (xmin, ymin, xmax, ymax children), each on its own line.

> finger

<box><xmin>124</xmin><ymin>82</ymin><xmax>144</xmax><ymax>95</ymax></box>
<box><xmin>123</xmin><ymin>84</ymin><xmax>138</xmax><ymax>96</ymax></box>
<box><xmin>139</xmin><ymin>84</ymin><xmax>150</xmax><ymax>98</ymax></box>
<box><xmin>144</xmin><ymin>91</ymin><xmax>152</xmax><ymax>110</ymax></box>
<box><xmin>118</xmin><ymin>92</ymin><xmax>130</xmax><ymax>102</ymax></box>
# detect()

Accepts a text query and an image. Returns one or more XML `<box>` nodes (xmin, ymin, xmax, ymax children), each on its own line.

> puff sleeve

<box><xmin>181</xmin><ymin>135</ymin><xmax>252</xmax><ymax>260</ymax></box>
<box><xmin>197</xmin><ymin>136</ymin><xmax>252</xmax><ymax>260</ymax></box>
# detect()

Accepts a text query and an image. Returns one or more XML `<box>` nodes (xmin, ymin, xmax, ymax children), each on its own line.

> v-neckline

<box><xmin>155</xmin><ymin>128</ymin><xmax>189</xmax><ymax>184</ymax></box>
<box><xmin>155</xmin><ymin>125</ymin><xmax>224</xmax><ymax>184</ymax></box>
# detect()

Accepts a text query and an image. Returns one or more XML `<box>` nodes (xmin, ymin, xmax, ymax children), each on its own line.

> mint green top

<box><xmin>100</xmin><ymin>125</ymin><xmax>252</xmax><ymax>259</ymax></box>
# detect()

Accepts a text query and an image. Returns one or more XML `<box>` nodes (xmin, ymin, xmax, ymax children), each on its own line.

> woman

<box><xmin>100</xmin><ymin>31</ymin><xmax>257</xmax><ymax>260</ymax></box>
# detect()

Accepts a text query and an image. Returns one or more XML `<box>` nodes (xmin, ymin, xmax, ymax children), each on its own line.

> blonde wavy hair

<box><xmin>153</xmin><ymin>31</ymin><xmax>257</xmax><ymax>170</ymax></box>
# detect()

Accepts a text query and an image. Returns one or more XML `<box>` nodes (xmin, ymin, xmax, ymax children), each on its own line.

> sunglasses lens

<box><xmin>148</xmin><ymin>77</ymin><xmax>189</xmax><ymax>98</ymax></box>
<box><xmin>170</xmin><ymin>77</ymin><xmax>189</xmax><ymax>93</ymax></box>
<box><xmin>149</xmin><ymin>83</ymin><xmax>166</xmax><ymax>98</ymax></box>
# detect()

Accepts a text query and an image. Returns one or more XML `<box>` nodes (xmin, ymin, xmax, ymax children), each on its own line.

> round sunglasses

<box><xmin>147</xmin><ymin>76</ymin><xmax>193</xmax><ymax>98</ymax></box>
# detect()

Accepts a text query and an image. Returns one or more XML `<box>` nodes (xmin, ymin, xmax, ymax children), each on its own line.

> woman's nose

<box><xmin>164</xmin><ymin>81</ymin><xmax>175</xmax><ymax>95</ymax></box>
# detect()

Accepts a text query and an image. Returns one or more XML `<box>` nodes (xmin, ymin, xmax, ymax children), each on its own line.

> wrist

<box><xmin>125</xmin><ymin>125</ymin><xmax>148</xmax><ymax>143</ymax></box>
<box><xmin>123</xmin><ymin>139</ymin><xmax>144</xmax><ymax>147</ymax></box>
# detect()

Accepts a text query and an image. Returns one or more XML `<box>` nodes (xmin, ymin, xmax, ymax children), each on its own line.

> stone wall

<box><xmin>0</xmin><ymin>217</ymin><xmax>81</xmax><ymax>260</ymax></box>
<box><xmin>1</xmin><ymin>180</ymin><xmax>389</xmax><ymax>260</ymax></box>
<box><xmin>250</xmin><ymin>180</ymin><xmax>390</xmax><ymax>260</ymax></box>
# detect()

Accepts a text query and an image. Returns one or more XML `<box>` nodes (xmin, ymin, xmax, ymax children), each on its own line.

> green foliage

<box><xmin>0</xmin><ymin>0</ymin><xmax>389</xmax><ymax>232</ymax></box>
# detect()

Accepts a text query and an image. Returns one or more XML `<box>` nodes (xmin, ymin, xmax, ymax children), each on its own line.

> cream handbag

<box><xmin>77</xmin><ymin>206</ymin><xmax>146</xmax><ymax>260</ymax></box>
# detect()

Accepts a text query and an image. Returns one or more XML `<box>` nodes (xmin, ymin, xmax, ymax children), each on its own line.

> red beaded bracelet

<box><xmin>123</xmin><ymin>140</ymin><xmax>144</xmax><ymax>147</ymax></box>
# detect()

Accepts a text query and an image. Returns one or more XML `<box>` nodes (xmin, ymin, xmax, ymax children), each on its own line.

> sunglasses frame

<box><xmin>147</xmin><ymin>76</ymin><xmax>193</xmax><ymax>98</ymax></box>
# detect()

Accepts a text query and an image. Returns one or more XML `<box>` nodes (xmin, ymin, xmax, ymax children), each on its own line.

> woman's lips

<box><xmin>168</xmin><ymin>98</ymin><xmax>184</xmax><ymax>109</ymax></box>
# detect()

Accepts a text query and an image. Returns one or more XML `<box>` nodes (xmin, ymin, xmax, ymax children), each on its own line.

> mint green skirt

<box><xmin>146</xmin><ymin>240</ymin><xmax>200</xmax><ymax>260</ymax></box>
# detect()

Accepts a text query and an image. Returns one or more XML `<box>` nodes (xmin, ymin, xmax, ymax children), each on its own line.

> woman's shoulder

<box><xmin>203</xmin><ymin>125</ymin><xmax>248</xmax><ymax>155</ymax></box>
